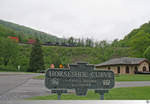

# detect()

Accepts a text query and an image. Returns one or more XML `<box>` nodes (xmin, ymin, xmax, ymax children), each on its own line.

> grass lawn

<box><xmin>33</xmin><ymin>75</ymin><xmax>45</xmax><ymax>79</ymax></box>
<box><xmin>28</xmin><ymin>86</ymin><xmax>150</xmax><ymax>100</ymax></box>
<box><xmin>33</xmin><ymin>74</ymin><xmax>150</xmax><ymax>81</ymax></box>
<box><xmin>115</xmin><ymin>74</ymin><xmax>150</xmax><ymax>81</ymax></box>
<box><xmin>0</xmin><ymin>70</ymin><xmax>21</xmax><ymax>72</ymax></box>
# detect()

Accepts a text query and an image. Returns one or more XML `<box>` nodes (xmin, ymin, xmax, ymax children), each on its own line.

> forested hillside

<box><xmin>0</xmin><ymin>19</ymin><xmax>61</xmax><ymax>42</ymax></box>
<box><xmin>119</xmin><ymin>21</ymin><xmax>150</xmax><ymax>57</ymax></box>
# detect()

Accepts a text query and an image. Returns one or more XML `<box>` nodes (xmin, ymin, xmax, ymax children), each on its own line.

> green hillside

<box><xmin>0</xmin><ymin>19</ymin><xmax>61</xmax><ymax>42</ymax></box>
<box><xmin>119</xmin><ymin>21</ymin><xmax>150</xmax><ymax>57</ymax></box>
<box><xmin>0</xmin><ymin>42</ymin><xmax>130</xmax><ymax>72</ymax></box>
<box><xmin>0</xmin><ymin>19</ymin><xmax>150</xmax><ymax>72</ymax></box>
<box><xmin>124</xmin><ymin>21</ymin><xmax>150</xmax><ymax>41</ymax></box>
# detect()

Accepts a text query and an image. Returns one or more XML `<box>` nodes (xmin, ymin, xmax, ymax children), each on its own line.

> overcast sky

<box><xmin>0</xmin><ymin>0</ymin><xmax>150</xmax><ymax>41</ymax></box>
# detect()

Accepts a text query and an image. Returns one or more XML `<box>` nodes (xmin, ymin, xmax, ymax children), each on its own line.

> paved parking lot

<box><xmin>0</xmin><ymin>72</ymin><xmax>50</xmax><ymax>100</ymax></box>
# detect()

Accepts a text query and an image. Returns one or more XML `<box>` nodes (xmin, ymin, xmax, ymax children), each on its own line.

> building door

<box><xmin>134</xmin><ymin>66</ymin><xmax>138</xmax><ymax>74</ymax></box>
<box><xmin>143</xmin><ymin>66</ymin><xmax>146</xmax><ymax>72</ymax></box>
<box><xmin>108</xmin><ymin>66</ymin><xmax>110</xmax><ymax>70</ymax></box>
<box><xmin>126</xmin><ymin>66</ymin><xmax>129</xmax><ymax>74</ymax></box>
<box><xmin>117</xmin><ymin>66</ymin><xmax>120</xmax><ymax>74</ymax></box>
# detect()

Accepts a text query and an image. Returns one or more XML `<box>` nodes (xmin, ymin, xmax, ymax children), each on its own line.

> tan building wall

<box><xmin>138</xmin><ymin>61</ymin><xmax>149</xmax><ymax>72</ymax></box>
<box><xmin>96</xmin><ymin>65</ymin><xmax>134</xmax><ymax>74</ymax></box>
<box><xmin>96</xmin><ymin>61</ymin><xmax>149</xmax><ymax>74</ymax></box>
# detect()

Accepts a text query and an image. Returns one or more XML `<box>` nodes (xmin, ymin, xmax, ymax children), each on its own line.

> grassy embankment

<box><xmin>0</xmin><ymin>45</ymin><xmax>109</xmax><ymax>72</ymax></box>
<box><xmin>28</xmin><ymin>86</ymin><xmax>150</xmax><ymax>100</ymax></box>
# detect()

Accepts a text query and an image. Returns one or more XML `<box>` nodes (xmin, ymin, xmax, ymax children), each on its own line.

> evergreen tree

<box><xmin>28</xmin><ymin>39</ymin><xmax>45</xmax><ymax>72</ymax></box>
<box><xmin>68</xmin><ymin>37</ymin><xmax>74</xmax><ymax>46</ymax></box>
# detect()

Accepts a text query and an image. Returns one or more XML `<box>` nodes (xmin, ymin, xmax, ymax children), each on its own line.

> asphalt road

<box><xmin>0</xmin><ymin>72</ymin><xmax>150</xmax><ymax>100</ymax></box>
<box><xmin>115</xmin><ymin>81</ymin><xmax>150</xmax><ymax>88</ymax></box>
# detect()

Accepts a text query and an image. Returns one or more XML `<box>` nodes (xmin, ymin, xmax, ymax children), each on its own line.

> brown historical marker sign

<box><xmin>45</xmin><ymin>62</ymin><xmax>115</xmax><ymax>96</ymax></box>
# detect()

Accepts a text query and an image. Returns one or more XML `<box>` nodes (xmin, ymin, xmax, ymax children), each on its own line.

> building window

<box><xmin>108</xmin><ymin>67</ymin><xmax>110</xmax><ymax>70</ymax></box>
<box><xmin>117</xmin><ymin>66</ymin><xmax>120</xmax><ymax>73</ymax></box>
<box><xmin>134</xmin><ymin>66</ymin><xmax>138</xmax><ymax>74</ymax></box>
<box><xmin>126</xmin><ymin>66</ymin><xmax>129</xmax><ymax>73</ymax></box>
<box><xmin>143</xmin><ymin>66</ymin><xmax>146</xmax><ymax>72</ymax></box>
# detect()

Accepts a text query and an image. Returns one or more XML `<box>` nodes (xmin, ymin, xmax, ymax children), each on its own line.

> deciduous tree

<box><xmin>0</xmin><ymin>37</ymin><xmax>19</xmax><ymax>66</ymax></box>
<box><xmin>144</xmin><ymin>46</ymin><xmax>150</xmax><ymax>61</ymax></box>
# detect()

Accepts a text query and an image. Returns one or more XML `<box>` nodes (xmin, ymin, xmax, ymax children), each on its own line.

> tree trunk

<box><xmin>4</xmin><ymin>58</ymin><xmax>9</xmax><ymax>66</ymax></box>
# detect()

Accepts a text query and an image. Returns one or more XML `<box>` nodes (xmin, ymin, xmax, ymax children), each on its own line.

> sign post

<box><xmin>45</xmin><ymin>62</ymin><xmax>115</xmax><ymax>100</ymax></box>
<box><xmin>51</xmin><ymin>90</ymin><xmax>67</xmax><ymax>100</ymax></box>
<box><xmin>95</xmin><ymin>90</ymin><xmax>109</xmax><ymax>100</ymax></box>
